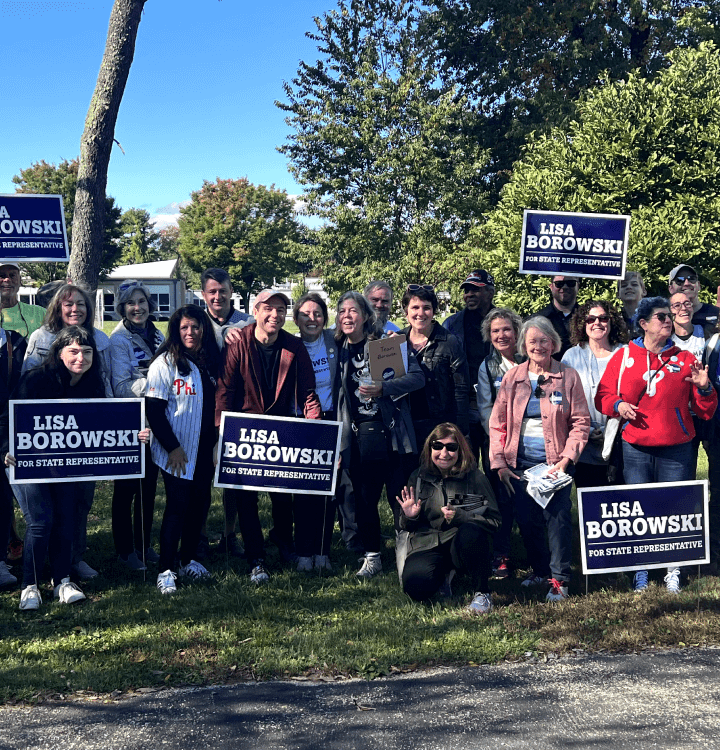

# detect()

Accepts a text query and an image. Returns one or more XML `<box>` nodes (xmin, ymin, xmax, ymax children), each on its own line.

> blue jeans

<box><xmin>510</xmin><ymin>466</ymin><xmax>575</xmax><ymax>583</ymax></box>
<box><xmin>621</xmin><ymin>441</ymin><xmax>695</xmax><ymax>484</ymax></box>
<box><xmin>14</xmin><ymin>481</ymin><xmax>85</xmax><ymax>586</ymax></box>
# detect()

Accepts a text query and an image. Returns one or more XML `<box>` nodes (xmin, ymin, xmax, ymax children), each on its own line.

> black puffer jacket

<box><xmin>401</xmin><ymin>322</ymin><xmax>469</xmax><ymax>434</ymax></box>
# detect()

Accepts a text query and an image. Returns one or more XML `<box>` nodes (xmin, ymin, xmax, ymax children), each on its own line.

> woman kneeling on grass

<box><xmin>146</xmin><ymin>306</ymin><xmax>221</xmax><ymax>595</ymax></box>
<box><xmin>396</xmin><ymin>423</ymin><xmax>501</xmax><ymax>614</ymax></box>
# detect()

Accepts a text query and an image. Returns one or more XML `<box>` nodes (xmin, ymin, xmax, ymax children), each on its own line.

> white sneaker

<box><xmin>157</xmin><ymin>569</ymin><xmax>177</xmax><ymax>595</ymax></box>
<box><xmin>313</xmin><ymin>555</ymin><xmax>332</xmax><ymax>571</ymax></box>
<box><xmin>178</xmin><ymin>560</ymin><xmax>210</xmax><ymax>580</ymax></box>
<box><xmin>664</xmin><ymin>567</ymin><xmax>681</xmax><ymax>594</ymax></box>
<box><xmin>53</xmin><ymin>577</ymin><xmax>86</xmax><ymax>604</ymax></box>
<box><xmin>19</xmin><ymin>584</ymin><xmax>42</xmax><ymax>611</ymax></box>
<box><xmin>356</xmin><ymin>552</ymin><xmax>382</xmax><ymax>579</ymax></box>
<box><xmin>296</xmin><ymin>556</ymin><xmax>313</xmax><ymax>572</ymax></box>
<box><xmin>72</xmin><ymin>561</ymin><xmax>98</xmax><ymax>580</ymax></box>
<box><xmin>0</xmin><ymin>561</ymin><xmax>18</xmax><ymax>587</ymax></box>
<box><xmin>250</xmin><ymin>561</ymin><xmax>270</xmax><ymax>584</ymax></box>
<box><xmin>633</xmin><ymin>570</ymin><xmax>649</xmax><ymax>592</ymax></box>
<box><xmin>546</xmin><ymin>579</ymin><xmax>569</xmax><ymax>602</ymax></box>
<box><xmin>468</xmin><ymin>592</ymin><xmax>493</xmax><ymax>614</ymax></box>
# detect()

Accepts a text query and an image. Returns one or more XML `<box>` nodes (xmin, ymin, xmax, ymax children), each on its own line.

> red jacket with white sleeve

<box><xmin>594</xmin><ymin>338</ymin><xmax>717</xmax><ymax>448</ymax></box>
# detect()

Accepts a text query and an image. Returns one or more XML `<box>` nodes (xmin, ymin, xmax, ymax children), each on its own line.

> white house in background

<box><xmin>102</xmin><ymin>263</ymin><xmax>330</xmax><ymax>322</ymax></box>
<box><xmin>102</xmin><ymin>259</ymin><xmax>186</xmax><ymax>321</ymax></box>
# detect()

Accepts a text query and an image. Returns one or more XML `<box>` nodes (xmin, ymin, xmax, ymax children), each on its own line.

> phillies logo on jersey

<box><xmin>173</xmin><ymin>379</ymin><xmax>197</xmax><ymax>396</ymax></box>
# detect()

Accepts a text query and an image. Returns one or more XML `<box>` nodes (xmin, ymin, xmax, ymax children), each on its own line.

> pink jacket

<box><xmin>489</xmin><ymin>359</ymin><xmax>590</xmax><ymax>471</ymax></box>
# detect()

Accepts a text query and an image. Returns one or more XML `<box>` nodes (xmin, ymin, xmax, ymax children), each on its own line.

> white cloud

<box><xmin>150</xmin><ymin>213</ymin><xmax>181</xmax><ymax>230</ymax></box>
<box><xmin>150</xmin><ymin>200</ymin><xmax>190</xmax><ymax>230</ymax></box>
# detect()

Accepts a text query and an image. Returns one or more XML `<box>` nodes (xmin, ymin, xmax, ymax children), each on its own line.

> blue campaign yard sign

<box><xmin>578</xmin><ymin>481</ymin><xmax>709</xmax><ymax>574</ymax></box>
<box><xmin>9</xmin><ymin>399</ymin><xmax>145</xmax><ymax>483</ymax></box>
<box><xmin>215</xmin><ymin>412</ymin><xmax>342</xmax><ymax>495</ymax></box>
<box><xmin>0</xmin><ymin>194</ymin><xmax>70</xmax><ymax>263</ymax></box>
<box><xmin>519</xmin><ymin>209</ymin><xmax>630</xmax><ymax>281</ymax></box>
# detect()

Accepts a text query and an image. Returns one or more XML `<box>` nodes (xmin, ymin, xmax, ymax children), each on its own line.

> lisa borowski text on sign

<box><xmin>215</xmin><ymin>412</ymin><xmax>342</xmax><ymax>495</ymax></box>
<box><xmin>0</xmin><ymin>194</ymin><xmax>70</xmax><ymax>262</ymax></box>
<box><xmin>519</xmin><ymin>209</ymin><xmax>630</xmax><ymax>281</ymax></box>
<box><xmin>9</xmin><ymin>399</ymin><xmax>145</xmax><ymax>483</ymax></box>
<box><xmin>577</xmin><ymin>481</ymin><xmax>709</xmax><ymax>575</ymax></box>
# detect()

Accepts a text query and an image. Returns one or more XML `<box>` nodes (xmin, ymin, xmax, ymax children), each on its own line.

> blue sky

<box><xmin>0</xmin><ymin>0</ymin><xmax>333</xmax><ymax>226</ymax></box>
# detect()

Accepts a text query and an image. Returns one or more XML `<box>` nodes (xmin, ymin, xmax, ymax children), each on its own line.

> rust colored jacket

<box><xmin>215</xmin><ymin>324</ymin><xmax>320</xmax><ymax>424</ymax></box>
<box><xmin>489</xmin><ymin>359</ymin><xmax>590</xmax><ymax>470</ymax></box>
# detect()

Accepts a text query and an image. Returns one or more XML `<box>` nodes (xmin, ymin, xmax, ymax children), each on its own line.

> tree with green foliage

<box><xmin>157</xmin><ymin>225</ymin><xmax>180</xmax><ymax>261</ymax></box>
<box><xmin>277</xmin><ymin>0</ymin><xmax>489</xmax><ymax>298</ymax></box>
<box><xmin>12</xmin><ymin>158</ymin><xmax>123</xmax><ymax>285</ymax></box>
<box><xmin>466</xmin><ymin>43</ymin><xmax>719</xmax><ymax>316</ymax></box>
<box><xmin>117</xmin><ymin>208</ymin><xmax>161</xmax><ymax>265</ymax></box>
<box><xmin>178</xmin><ymin>178</ymin><xmax>302</xmax><ymax>312</ymax></box>
<box><xmin>427</xmin><ymin>0</ymin><xmax>720</xmax><ymax>200</ymax></box>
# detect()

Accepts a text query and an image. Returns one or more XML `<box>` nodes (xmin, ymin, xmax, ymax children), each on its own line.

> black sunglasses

<box><xmin>430</xmin><ymin>441</ymin><xmax>459</xmax><ymax>453</ymax></box>
<box><xmin>585</xmin><ymin>314</ymin><xmax>610</xmax><ymax>324</ymax></box>
<box><xmin>672</xmin><ymin>275</ymin><xmax>698</xmax><ymax>284</ymax></box>
<box><xmin>649</xmin><ymin>312</ymin><xmax>675</xmax><ymax>323</ymax></box>
<box><xmin>534</xmin><ymin>374</ymin><xmax>547</xmax><ymax>399</ymax></box>
<box><xmin>553</xmin><ymin>280</ymin><xmax>577</xmax><ymax>289</ymax></box>
<box><xmin>407</xmin><ymin>284</ymin><xmax>435</xmax><ymax>293</ymax></box>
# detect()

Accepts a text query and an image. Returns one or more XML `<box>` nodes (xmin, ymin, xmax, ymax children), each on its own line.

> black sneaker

<box><xmin>217</xmin><ymin>533</ymin><xmax>245</xmax><ymax>558</ymax></box>
<box><xmin>492</xmin><ymin>555</ymin><xmax>512</xmax><ymax>579</ymax></box>
<box><xmin>195</xmin><ymin>534</ymin><xmax>210</xmax><ymax>561</ymax></box>
<box><xmin>268</xmin><ymin>529</ymin><xmax>298</xmax><ymax>564</ymax></box>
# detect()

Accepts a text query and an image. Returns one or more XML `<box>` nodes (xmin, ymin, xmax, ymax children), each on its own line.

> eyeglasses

<box><xmin>430</xmin><ymin>441</ymin><xmax>459</xmax><ymax>453</ymax></box>
<box><xmin>534</xmin><ymin>374</ymin><xmax>548</xmax><ymax>399</ymax></box>
<box><xmin>407</xmin><ymin>284</ymin><xmax>435</xmax><ymax>293</ymax></box>
<box><xmin>672</xmin><ymin>275</ymin><xmax>698</xmax><ymax>285</ymax></box>
<box><xmin>670</xmin><ymin>301</ymin><xmax>694</xmax><ymax>311</ymax></box>
<box><xmin>648</xmin><ymin>312</ymin><xmax>675</xmax><ymax>323</ymax></box>
<box><xmin>553</xmin><ymin>280</ymin><xmax>577</xmax><ymax>289</ymax></box>
<box><xmin>585</xmin><ymin>315</ymin><xmax>610</xmax><ymax>325</ymax></box>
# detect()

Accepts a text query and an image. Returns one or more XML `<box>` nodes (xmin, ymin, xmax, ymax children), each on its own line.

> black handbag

<box><xmin>354</xmin><ymin>421</ymin><xmax>389</xmax><ymax>463</ymax></box>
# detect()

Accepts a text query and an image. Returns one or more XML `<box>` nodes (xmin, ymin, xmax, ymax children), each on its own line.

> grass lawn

<box><xmin>0</xmin><ymin>446</ymin><xmax>717</xmax><ymax>704</ymax></box>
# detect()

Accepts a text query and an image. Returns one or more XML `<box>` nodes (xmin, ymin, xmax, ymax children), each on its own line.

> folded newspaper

<box><xmin>523</xmin><ymin>464</ymin><xmax>573</xmax><ymax>508</ymax></box>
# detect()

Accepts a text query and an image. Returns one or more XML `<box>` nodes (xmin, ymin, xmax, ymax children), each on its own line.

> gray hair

<box><xmin>518</xmin><ymin>316</ymin><xmax>562</xmax><ymax>357</ymax></box>
<box><xmin>335</xmin><ymin>291</ymin><xmax>377</xmax><ymax>342</ymax></box>
<box><xmin>363</xmin><ymin>280</ymin><xmax>393</xmax><ymax>300</ymax></box>
<box><xmin>481</xmin><ymin>307</ymin><xmax>522</xmax><ymax>343</ymax></box>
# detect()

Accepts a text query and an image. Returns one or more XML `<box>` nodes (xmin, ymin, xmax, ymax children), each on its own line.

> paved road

<box><xmin>0</xmin><ymin>649</ymin><xmax>718</xmax><ymax>750</ymax></box>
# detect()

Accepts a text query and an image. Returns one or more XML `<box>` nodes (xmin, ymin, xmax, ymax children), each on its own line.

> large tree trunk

<box><xmin>69</xmin><ymin>0</ymin><xmax>146</xmax><ymax>290</ymax></box>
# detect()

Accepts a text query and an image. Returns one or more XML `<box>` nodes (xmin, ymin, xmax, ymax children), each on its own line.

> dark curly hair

<box><xmin>152</xmin><ymin>305</ymin><xmax>221</xmax><ymax>377</ymax></box>
<box><xmin>569</xmin><ymin>300</ymin><xmax>629</xmax><ymax>347</ymax></box>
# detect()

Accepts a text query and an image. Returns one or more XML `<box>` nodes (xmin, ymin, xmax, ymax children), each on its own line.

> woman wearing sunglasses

<box><xmin>396</xmin><ymin>423</ymin><xmax>500</xmax><ymax>613</ymax></box>
<box><xmin>562</xmin><ymin>301</ymin><xmax>629</xmax><ymax>488</ymax></box>
<box><xmin>489</xmin><ymin>316</ymin><xmax>590</xmax><ymax>602</ymax></box>
<box><xmin>595</xmin><ymin>297</ymin><xmax>717</xmax><ymax>594</ymax></box>
<box><xmin>400</xmin><ymin>284</ymin><xmax>469</xmax><ymax>449</ymax></box>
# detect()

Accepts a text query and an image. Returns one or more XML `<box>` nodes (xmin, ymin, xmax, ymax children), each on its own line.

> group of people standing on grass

<box><xmin>0</xmin><ymin>260</ymin><xmax>718</xmax><ymax>615</ymax></box>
